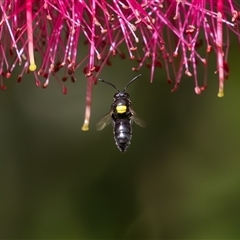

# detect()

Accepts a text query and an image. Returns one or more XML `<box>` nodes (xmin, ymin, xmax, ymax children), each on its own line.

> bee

<box><xmin>96</xmin><ymin>74</ymin><xmax>145</xmax><ymax>152</ymax></box>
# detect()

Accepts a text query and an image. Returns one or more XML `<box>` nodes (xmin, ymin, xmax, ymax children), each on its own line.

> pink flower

<box><xmin>0</xmin><ymin>0</ymin><xmax>239</xmax><ymax>130</ymax></box>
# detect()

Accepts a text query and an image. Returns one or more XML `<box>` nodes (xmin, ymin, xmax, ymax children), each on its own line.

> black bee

<box><xmin>96</xmin><ymin>74</ymin><xmax>145</xmax><ymax>152</ymax></box>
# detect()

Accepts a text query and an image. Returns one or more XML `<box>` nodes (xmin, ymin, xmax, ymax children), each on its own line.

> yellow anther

<box><xmin>217</xmin><ymin>90</ymin><xmax>224</xmax><ymax>97</ymax></box>
<box><xmin>29</xmin><ymin>63</ymin><xmax>37</xmax><ymax>71</ymax></box>
<box><xmin>81</xmin><ymin>121</ymin><xmax>89</xmax><ymax>131</ymax></box>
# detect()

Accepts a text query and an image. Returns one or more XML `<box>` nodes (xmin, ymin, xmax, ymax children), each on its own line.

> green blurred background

<box><xmin>1</xmin><ymin>39</ymin><xmax>240</xmax><ymax>239</ymax></box>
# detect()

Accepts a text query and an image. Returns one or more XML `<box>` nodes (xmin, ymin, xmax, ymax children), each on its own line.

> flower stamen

<box><xmin>82</xmin><ymin>78</ymin><xmax>94</xmax><ymax>131</ymax></box>
<box><xmin>26</xmin><ymin>0</ymin><xmax>37</xmax><ymax>71</ymax></box>
<box><xmin>216</xmin><ymin>1</ymin><xmax>224</xmax><ymax>97</ymax></box>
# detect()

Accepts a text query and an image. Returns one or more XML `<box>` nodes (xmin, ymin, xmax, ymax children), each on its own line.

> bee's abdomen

<box><xmin>113</xmin><ymin>119</ymin><xmax>132</xmax><ymax>152</ymax></box>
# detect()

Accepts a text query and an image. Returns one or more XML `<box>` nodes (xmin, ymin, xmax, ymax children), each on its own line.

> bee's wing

<box><xmin>96</xmin><ymin>111</ymin><xmax>113</xmax><ymax>131</ymax></box>
<box><xmin>130</xmin><ymin>108</ymin><xmax>146</xmax><ymax>128</ymax></box>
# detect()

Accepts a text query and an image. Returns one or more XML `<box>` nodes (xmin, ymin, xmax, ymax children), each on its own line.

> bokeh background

<box><xmin>1</xmin><ymin>36</ymin><xmax>240</xmax><ymax>239</ymax></box>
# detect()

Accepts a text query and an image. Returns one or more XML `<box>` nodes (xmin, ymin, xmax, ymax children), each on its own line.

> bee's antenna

<box><xmin>123</xmin><ymin>74</ymin><xmax>142</xmax><ymax>91</ymax></box>
<box><xmin>98</xmin><ymin>79</ymin><xmax>119</xmax><ymax>92</ymax></box>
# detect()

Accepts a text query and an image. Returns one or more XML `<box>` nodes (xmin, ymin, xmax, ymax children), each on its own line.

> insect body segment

<box><xmin>116</xmin><ymin>105</ymin><xmax>127</xmax><ymax>114</ymax></box>
<box><xmin>97</xmin><ymin>74</ymin><xmax>145</xmax><ymax>152</ymax></box>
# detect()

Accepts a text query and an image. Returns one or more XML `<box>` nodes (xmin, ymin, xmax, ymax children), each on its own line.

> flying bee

<box><xmin>96</xmin><ymin>74</ymin><xmax>145</xmax><ymax>152</ymax></box>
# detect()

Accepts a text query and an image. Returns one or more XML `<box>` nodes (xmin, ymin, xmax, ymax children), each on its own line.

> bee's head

<box><xmin>113</xmin><ymin>91</ymin><xmax>129</xmax><ymax>100</ymax></box>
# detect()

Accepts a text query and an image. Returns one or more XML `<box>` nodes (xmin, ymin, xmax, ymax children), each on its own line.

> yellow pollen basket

<box><xmin>116</xmin><ymin>105</ymin><xmax>127</xmax><ymax>114</ymax></box>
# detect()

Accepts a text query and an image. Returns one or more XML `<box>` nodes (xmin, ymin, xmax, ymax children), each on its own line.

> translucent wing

<box><xmin>96</xmin><ymin>111</ymin><xmax>113</xmax><ymax>131</ymax></box>
<box><xmin>130</xmin><ymin>108</ymin><xmax>146</xmax><ymax>127</ymax></box>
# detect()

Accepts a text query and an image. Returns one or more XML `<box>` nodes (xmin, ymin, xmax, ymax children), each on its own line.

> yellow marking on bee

<box><xmin>116</xmin><ymin>105</ymin><xmax>127</xmax><ymax>113</ymax></box>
